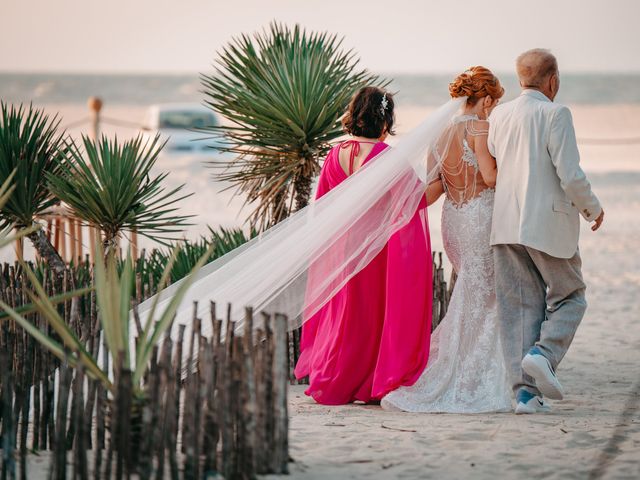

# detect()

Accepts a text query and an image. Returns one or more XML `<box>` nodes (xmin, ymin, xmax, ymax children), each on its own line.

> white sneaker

<box><xmin>515</xmin><ymin>390</ymin><xmax>552</xmax><ymax>414</ymax></box>
<box><xmin>522</xmin><ymin>347</ymin><xmax>565</xmax><ymax>400</ymax></box>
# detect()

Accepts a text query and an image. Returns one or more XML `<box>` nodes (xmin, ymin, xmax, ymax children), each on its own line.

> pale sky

<box><xmin>2</xmin><ymin>0</ymin><xmax>639</xmax><ymax>74</ymax></box>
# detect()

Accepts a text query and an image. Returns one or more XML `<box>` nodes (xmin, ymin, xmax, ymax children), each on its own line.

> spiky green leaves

<box><xmin>0</xmin><ymin>102</ymin><xmax>68</xmax><ymax>229</ymax></box>
<box><xmin>201</xmin><ymin>22</ymin><xmax>387</xmax><ymax>230</ymax></box>
<box><xmin>47</xmin><ymin>134</ymin><xmax>193</xmax><ymax>247</ymax></box>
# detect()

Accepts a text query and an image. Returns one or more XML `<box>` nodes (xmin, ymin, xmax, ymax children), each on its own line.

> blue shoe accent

<box><xmin>516</xmin><ymin>389</ymin><xmax>535</xmax><ymax>405</ymax></box>
<box><xmin>515</xmin><ymin>389</ymin><xmax>552</xmax><ymax>414</ymax></box>
<box><xmin>528</xmin><ymin>346</ymin><xmax>545</xmax><ymax>357</ymax></box>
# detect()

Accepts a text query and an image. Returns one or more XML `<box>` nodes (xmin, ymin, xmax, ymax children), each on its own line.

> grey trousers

<box><xmin>493</xmin><ymin>244</ymin><xmax>587</xmax><ymax>396</ymax></box>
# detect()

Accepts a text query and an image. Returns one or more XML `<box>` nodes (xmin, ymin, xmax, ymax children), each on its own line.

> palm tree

<box><xmin>47</xmin><ymin>134</ymin><xmax>194</xmax><ymax>257</ymax></box>
<box><xmin>201</xmin><ymin>22</ymin><xmax>386</xmax><ymax>230</ymax></box>
<box><xmin>0</xmin><ymin>102</ymin><xmax>68</xmax><ymax>274</ymax></box>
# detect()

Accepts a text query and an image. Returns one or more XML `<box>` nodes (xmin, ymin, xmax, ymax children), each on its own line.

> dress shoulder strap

<box><xmin>340</xmin><ymin>140</ymin><xmax>377</xmax><ymax>174</ymax></box>
<box><xmin>465</xmin><ymin>119</ymin><xmax>489</xmax><ymax>137</ymax></box>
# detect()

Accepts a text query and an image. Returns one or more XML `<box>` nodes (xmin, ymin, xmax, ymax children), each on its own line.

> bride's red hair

<box><xmin>449</xmin><ymin>66</ymin><xmax>504</xmax><ymax>106</ymax></box>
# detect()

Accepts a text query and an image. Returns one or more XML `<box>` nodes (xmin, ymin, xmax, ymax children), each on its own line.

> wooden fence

<box><xmin>0</xmin><ymin>264</ymin><xmax>288</xmax><ymax>479</ymax></box>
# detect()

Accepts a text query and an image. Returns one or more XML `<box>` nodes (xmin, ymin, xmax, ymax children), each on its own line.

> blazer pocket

<box><xmin>552</xmin><ymin>198</ymin><xmax>572</xmax><ymax>215</ymax></box>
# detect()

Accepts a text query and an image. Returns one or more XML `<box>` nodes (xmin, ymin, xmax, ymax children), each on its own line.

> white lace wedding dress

<box><xmin>381</xmin><ymin>115</ymin><xmax>512</xmax><ymax>413</ymax></box>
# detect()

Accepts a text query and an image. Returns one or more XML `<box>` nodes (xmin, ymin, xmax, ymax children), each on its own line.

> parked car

<box><xmin>141</xmin><ymin>103</ymin><xmax>228</xmax><ymax>156</ymax></box>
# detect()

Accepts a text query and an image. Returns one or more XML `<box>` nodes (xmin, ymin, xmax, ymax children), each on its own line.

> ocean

<box><xmin>2</xmin><ymin>72</ymin><xmax>640</xmax><ymax>107</ymax></box>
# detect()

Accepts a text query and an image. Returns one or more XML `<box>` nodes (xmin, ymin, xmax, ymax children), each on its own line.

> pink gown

<box><xmin>294</xmin><ymin>140</ymin><xmax>433</xmax><ymax>405</ymax></box>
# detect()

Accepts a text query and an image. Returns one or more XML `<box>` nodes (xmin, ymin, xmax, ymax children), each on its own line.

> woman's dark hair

<box><xmin>342</xmin><ymin>86</ymin><xmax>395</xmax><ymax>139</ymax></box>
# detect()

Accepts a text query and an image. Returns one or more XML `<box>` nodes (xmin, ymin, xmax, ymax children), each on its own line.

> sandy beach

<box><xmin>6</xmin><ymin>102</ymin><xmax>640</xmax><ymax>478</ymax></box>
<box><xmin>275</xmin><ymin>182</ymin><xmax>640</xmax><ymax>479</ymax></box>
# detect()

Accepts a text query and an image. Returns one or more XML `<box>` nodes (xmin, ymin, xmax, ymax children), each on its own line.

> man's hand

<box><xmin>591</xmin><ymin>209</ymin><xmax>604</xmax><ymax>231</ymax></box>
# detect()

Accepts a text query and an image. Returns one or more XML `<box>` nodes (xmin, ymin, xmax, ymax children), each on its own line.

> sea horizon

<box><xmin>3</xmin><ymin>71</ymin><xmax>640</xmax><ymax>107</ymax></box>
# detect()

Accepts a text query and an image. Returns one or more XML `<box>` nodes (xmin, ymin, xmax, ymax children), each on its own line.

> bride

<box><xmin>381</xmin><ymin>67</ymin><xmax>513</xmax><ymax>413</ymax></box>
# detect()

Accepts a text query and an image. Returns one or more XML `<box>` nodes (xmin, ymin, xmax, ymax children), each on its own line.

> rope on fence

<box><xmin>101</xmin><ymin>116</ymin><xmax>144</xmax><ymax>129</ymax></box>
<box><xmin>61</xmin><ymin>116</ymin><xmax>91</xmax><ymax>130</ymax></box>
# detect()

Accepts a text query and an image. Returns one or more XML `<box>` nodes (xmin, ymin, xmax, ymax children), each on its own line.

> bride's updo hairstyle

<box><xmin>449</xmin><ymin>66</ymin><xmax>504</xmax><ymax>106</ymax></box>
<box><xmin>342</xmin><ymin>86</ymin><xmax>395</xmax><ymax>139</ymax></box>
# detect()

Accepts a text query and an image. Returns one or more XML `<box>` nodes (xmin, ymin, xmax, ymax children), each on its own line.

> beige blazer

<box><xmin>488</xmin><ymin>90</ymin><xmax>602</xmax><ymax>259</ymax></box>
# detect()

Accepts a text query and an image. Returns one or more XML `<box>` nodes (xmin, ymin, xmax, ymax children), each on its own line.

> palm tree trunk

<box><xmin>26</xmin><ymin>227</ymin><xmax>66</xmax><ymax>276</ymax></box>
<box><xmin>102</xmin><ymin>231</ymin><xmax>118</xmax><ymax>261</ymax></box>
<box><xmin>293</xmin><ymin>172</ymin><xmax>312</xmax><ymax>212</ymax></box>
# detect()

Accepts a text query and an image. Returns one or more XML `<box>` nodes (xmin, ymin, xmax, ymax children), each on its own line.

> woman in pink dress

<box><xmin>294</xmin><ymin>87</ymin><xmax>433</xmax><ymax>405</ymax></box>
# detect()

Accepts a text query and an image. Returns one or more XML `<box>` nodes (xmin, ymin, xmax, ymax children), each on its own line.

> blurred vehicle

<box><xmin>141</xmin><ymin>103</ymin><xmax>229</xmax><ymax>156</ymax></box>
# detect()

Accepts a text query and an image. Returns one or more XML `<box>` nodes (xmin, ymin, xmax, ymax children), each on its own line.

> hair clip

<box><xmin>380</xmin><ymin>93</ymin><xmax>389</xmax><ymax>115</ymax></box>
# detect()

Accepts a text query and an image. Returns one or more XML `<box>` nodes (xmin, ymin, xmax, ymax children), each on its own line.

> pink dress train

<box><xmin>294</xmin><ymin>141</ymin><xmax>433</xmax><ymax>405</ymax></box>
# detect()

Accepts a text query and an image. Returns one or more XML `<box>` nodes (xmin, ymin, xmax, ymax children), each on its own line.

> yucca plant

<box><xmin>0</xmin><ymin>102</ymin><xmax>67</xmax><ymax>274</ymax></box>
<box><xmin>0</xmin><ymin>241</ymin><xmax>214</xmax><ymax>394</ymax></box>
<box><xmin>136</xmin><ymin>225</ymin><xmax>254</xmax><ymax>286</ymax></box>
<box><xmin>201</xmin><ymin>22</ymin><xmax>386</xmax><ymax>230</ymax></box>
<box><xmin>208</xmin><ymin>225</ymin><xmax>255</xmax><ymax>258</ymax></box>
<box><xmin>47</xmin><ymin>134</ymin><xmax>194</xmax><ymax>257</ymax></box>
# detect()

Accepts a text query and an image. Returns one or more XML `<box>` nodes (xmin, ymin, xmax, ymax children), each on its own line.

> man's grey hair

<box><xmin>516</xmin><ymin>49</ymin><xmax>558</xmax><ymax>88</ymax></box>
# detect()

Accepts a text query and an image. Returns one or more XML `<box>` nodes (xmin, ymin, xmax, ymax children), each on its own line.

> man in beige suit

<box><xmin>488</xmin><ymin>49</ymin><xmax>604</xmax><ymax>414</ymax></box>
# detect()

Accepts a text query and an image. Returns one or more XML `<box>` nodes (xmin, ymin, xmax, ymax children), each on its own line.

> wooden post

<box><xmin>54</xmin><ymin>217</ymin><xmax>62</xmax><ymax>255</ymax></box>
<box><xmin>75</xmin><ymin>219</ymin><xmax>83</xmax><ymax>264</ymax></box>
<box><xmin>87</xmin><ymin>97</ymin><xmax>103</xmax><ymax>141</ymax></box>
<box><xmin>69</xmin><ymin>218</ymin><xmax>77</xmax><ymax>263</ymax></box>
<box><xmin>1</xmin><ymin>340</ymin><xmax>16</xmax><ymax>480</ymax></box>
<box><xmin>89</xmin><ymin>227</ymin><xmax>97</xmax><ymax>264</ymax></box>
<box><xmin>73</xmin><ymin>363</ymin><xmax>88</xmax><ymax>480</ymax></box>
<box><xmin>272</xmin><ymin>313</ymin><xmax>289</xmax><ymax>474</ymax></box>
<box><xmin>241</xmin><ymin>308</ymin><xmax>257</xmax><ymax>477</ymax></box>
<box><xmin>87</xmin><ymin>96</ymin><xmax>102</xmax><ymax>263</ymax></box>
<box><xmin>131</xmin><ymin>230</ymin><xmax>138</xmax><ymax>261</ymax></box>
<box><xmin>58</xmin><ymin>219</ymin><xmax>67</xmax><ymax>263</ymax></box>
<box><xmin>155</xmin><ymin>332</ymin><xmax>174</xmax><ymax>480</ymax></box>
<box><xmin>52</xmin><ymin>361</ymin><xmax>73</xmax><ymax>480</ymax></box>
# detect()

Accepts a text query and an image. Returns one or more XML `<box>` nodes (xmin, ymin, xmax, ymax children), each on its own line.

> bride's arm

<box><xmin>471</xmin><ymin>120</ymin><xmax>497</xmax><ymax>187</ymax></box>
<box><xmin>425</xmin><ymin>177</ymin><xmax>444</xmax><ymax>206</ymax></box>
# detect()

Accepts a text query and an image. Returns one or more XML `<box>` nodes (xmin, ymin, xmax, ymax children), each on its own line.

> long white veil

<box><xmin>136</xmin><ymin>98</ymin><xmax>464</xmax><ymax>336</ymax></box>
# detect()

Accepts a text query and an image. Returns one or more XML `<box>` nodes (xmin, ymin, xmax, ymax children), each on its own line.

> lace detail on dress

<box><xmin>381</xmin><ymin>189</ymin><xmax>512</xmax><ymax>413</ymax></box>
<box><xmin>461</xmin><ymin>139</ymin><xmax>479</xmax><ymax>170</ymax></box>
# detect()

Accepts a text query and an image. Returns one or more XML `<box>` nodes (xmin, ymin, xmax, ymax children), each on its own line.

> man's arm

<box><xmin>548</xmin><ymin>106</ymin><xmax>602</xmax><ymax>222</ymax></box>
